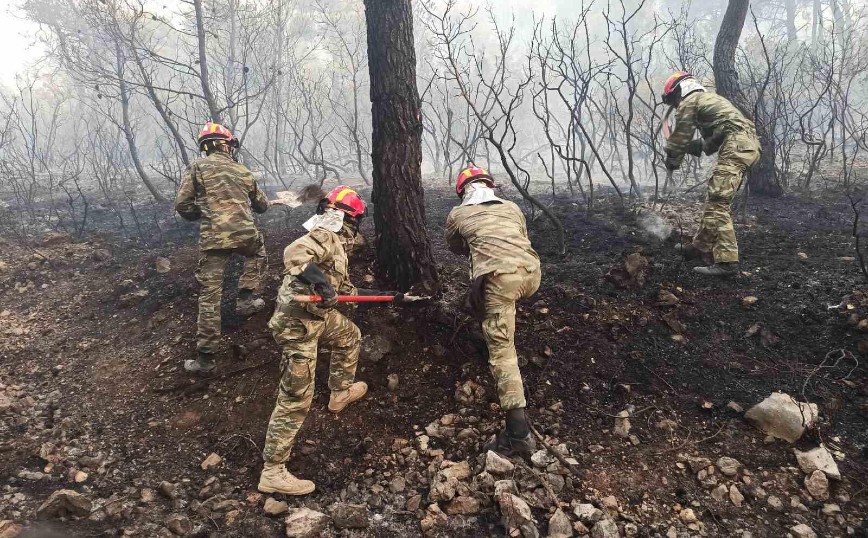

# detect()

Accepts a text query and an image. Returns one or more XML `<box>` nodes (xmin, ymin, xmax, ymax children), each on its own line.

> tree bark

<box><xmin>115</xmin><ymin>42</ymin><xmax>166</xmax><ymax>203</ymax></box>
<box><xmin>713</xmin><ymin>0</ymin><xmax>781</xmax><ymax>196</ymax></box>
<box><xmin>193</xmin><ymin>0</ymin><xmax>222</xmax><ymax>123</ymax></box>
<box><xmin>364</xmin><ymin>0</ymin><xmax>438</xmax><ymax>292</ymax></box>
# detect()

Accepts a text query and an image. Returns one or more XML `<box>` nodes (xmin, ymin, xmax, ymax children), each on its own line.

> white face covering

<box><xmin>679</xmin><ymin>78</ymin><xmax>706</xmax><ymax>98</ymax></box>
<box><xmin>461</xmin><ymin>183</ymin><xmax>504</xmax><ymax>206</ymax></box>
<box><xmin>302</xmin><ymin>208</ymin><xmax>345</xmax><ymax>233</ymax></box>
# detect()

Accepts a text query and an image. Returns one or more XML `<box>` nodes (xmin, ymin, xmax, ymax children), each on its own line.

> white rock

<box><xmin>716</xmin><ymin>456</ymin><xmax>741</xmax><ymax>477</ymax></box>
<box><xmin>531</xmin><ymin>449</ymin><xmax>556</xmax><ymax>468</ymax></box>
<box><xmin>822</xmin><ymin>503</ymin><xmax>841</xmax><ymax>516</ymax></box>
<box><xmin>767</xmin><ymin>495</ymin><xmax>783</xmax><ymax>511</ymax></box>
<box><xmin>547</xmin><ymin>508</ymin><xmax>573</xmax><ymax>538</ymax></box>
<box><xmin>486</xmin><ymin>450</ymin><xmax>515</xmax><ymax>475</ymax></box>
<box><xmin>793</xmin><ymin>446</ymin><xmax>840</xmax><ymax>480</ymax></box>
<box><xmin>679</xmin><ymin>508</ymin><xmax>697</xmax><ymax>523</ymax></box>
<box><xmin>790</xmin><ymin>523</ymin><xmax>817</xmax><ymax>538</ymax></box>
<box><xmin>573</xmin><ymin>503</ymin><xmax>603</xmax><ymax>524</ymax></box>
<box><xmin>613</xmin><ymin>410</ymin><xmax>631</xmax><ymax>438</ymax></box>
<box><xmin>264</xmin><ymin>497</ymin><xmax>288</xmax><ymax>516</ymax></box>
<box><xmin>804</xmin><ymin>470</ymin><xmax>829</xmax><ymax>500</ymax></box>
<box><xmin>200</xmin><ymin>452</ymin><xmax>222</xmax><ymax>471</ymax></box>
<box><xmin>590</xmin><ymin>518</ymin><xmax>619</xmax><ymax>538</ymax></box>
<box><xmin>744</xmin><ymin>392</ymin><xmax>818</xmax><ymax>443</ymax></box>
<box><xmin>729</xmin><ymin>484</ymin><xmax>745</xmax><ymax>507</ymax></box>
<box><xmin>494</xmin><ymin>480</ymin><xmax>517</xmax><ymax>497</ymax></box>
<box><xmin>285</xmin><ymin>507</ymin><xmax>329</xmax><ymax>538</ymax></box>
<box><xmin>711</xmin><ymin>484</ymin><xmax>728</xmax><ymax>502</ymax></box>
<box><xmin>498</xmin><ymin>493</ymin><xmax>538</xmax><ymax>538</ymax></box>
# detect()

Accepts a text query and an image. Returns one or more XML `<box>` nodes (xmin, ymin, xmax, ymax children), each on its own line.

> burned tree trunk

<box><xmin>713</xmin><ymin>0</ymin><xmax>781</xmax><ymax>197</ymax></box>
<box><xmin>363</xmin><ymin>0</ymin><xmax>438</xmax><ymax>292</ymax></box>
<box><xmin>193</xmin><ymin>0</ymin><xmax>222</xmax><ymax>123</ymax></box>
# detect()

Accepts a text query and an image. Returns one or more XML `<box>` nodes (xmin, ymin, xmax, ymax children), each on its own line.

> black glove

<box><xmin>703</xmin><ymin>131</ymin><xmax>726</xmax><ymax>155</ymax></box>
<box><xmin>314</xmin><ymin>282</ymin><xmax>338</xmax><ymax>308</ymax></box>
<box><xmin>686</xmin><ymin>139</ymin><xmax>703</xmax><ymax>157</ymax></box>
<box><xmin>665</xmin><ymin>159</ymin><xmax>679</xmax><ymax>172</ymax></box>
<box><xmin>468</xmin><ymin>275</ymin><xmax>487</xmax><ymax>318</ymax></box>
<box><xmin>299</xmin><ymin>264</ymin><xmax>338</xmax><ymax>309</ymax></box>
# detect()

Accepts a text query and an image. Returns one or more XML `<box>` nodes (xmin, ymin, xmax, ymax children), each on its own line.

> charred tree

<box><xmin>193</xmin><ymin>0</ymin><xmax>222</xmax><ymax>123</ymax></box>
<box><xmin>363</xmin><ymin>0</ymin><xmax>438</xmax><ymax>292</ymax></box>
<box><xmin>713</xmin><ymin>0</ymin><xmax>782</xmax><ymax>196</ymax></box>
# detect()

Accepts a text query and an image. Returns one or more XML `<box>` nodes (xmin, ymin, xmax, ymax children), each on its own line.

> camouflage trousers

<box><xmin>196</xmin><ymin>235</ymin><xmax>266</xmax><ymax>354</ymax></box>
<box><xmin>481</xmin><ymin>267</ymin><xmax>541</xmax><ymax>411</ymax></box>
<box><xmin>261</xmin><ymin>304</ymin><xmax>361</xmax><ymax>464</ymax></box>
<box><xmin>693</xmin><ymin>132</ymin><xmax>760</xmax><ymax>263</ymax></box>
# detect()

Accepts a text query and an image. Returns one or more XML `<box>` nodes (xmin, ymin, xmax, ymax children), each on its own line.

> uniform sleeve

<box><xmin>174</xmin><ymin>164</ymin><xmax>201</xmax><ymax>221</ymax></box>
<box><xmin>664</xmin><ymin>100</ymin><xmax>698</xmax><ymax>170</ymax></box>
<box><xmin>444</xmin><ymin>210</ymin><xmax>470</xmax><ymax>256</ymax></box>
<box><xmin>283</xmin><ymin>230</ymin><xmax>332</xmax><ymax>276</ymax></box>
<box><xmin>250</xmin><ymin>176</ymin><xmax>269</xmax><ymax>214</ymax></box>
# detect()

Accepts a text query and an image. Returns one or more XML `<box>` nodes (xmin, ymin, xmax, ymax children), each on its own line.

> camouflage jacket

<box><xmin>665</xmin><ymin>91</ymin><xmax>757</xmax><ymax>169</ymax></box>
<box><xmin>445</xmin><ymin>200</ymin><xmax>541</xmax><ymax>280</ymax></box>
<box><xmin>175</xmin><ymin>152</ymin><xmax>269</xmax><ymax>251</ymax></box>
<box><xmin>275</xmin><ymin>227</ymin><xmax>357</xmax><ymax>317</ymax></box>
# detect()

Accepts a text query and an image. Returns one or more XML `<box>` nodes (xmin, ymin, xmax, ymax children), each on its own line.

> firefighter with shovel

<box><xmin>258</xmin><ymin>185</ymin><xmax>422</xmax><ymax>496</ymax></box>
<box><xmin>661</xmin><ymin>71</ymin><xmax>761</xmax><ymax>277</ymax></box>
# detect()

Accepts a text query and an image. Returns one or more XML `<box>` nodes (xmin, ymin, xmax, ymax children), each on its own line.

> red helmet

<box><xmin>198</xmin><ymin>122</ymin><xmax>239</xmax><ymax>150</ymax></box>
<box><xmin>322</xmin><ymin>186</ymin><xmax>366</xmax><ymax>218</ymax></box>
<box><xmin>455</xmin><ymin>166</ymin><xmax>495</xmax><ymax>197</ymax></box>
<box><xmin>662</xmin><ymin>71</ymin><xmax>693</xmax><ymax>106</ymax></box>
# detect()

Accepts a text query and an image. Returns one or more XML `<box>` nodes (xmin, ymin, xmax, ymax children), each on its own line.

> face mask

<box><xmin>461</xmin><ymin>183</ymin><xmax>504</xmax><ymax>206</ymax></box>
<box><xmin>302</xmin><ymin>208</ymin><xmax>345</xmax><ymax>233</ymax></box>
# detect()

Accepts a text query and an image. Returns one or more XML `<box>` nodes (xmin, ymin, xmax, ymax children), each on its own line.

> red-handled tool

<box><xmin>291</xmin><ymin>294</ymin><xmax>430</xmax><ymax>303</ymax></box>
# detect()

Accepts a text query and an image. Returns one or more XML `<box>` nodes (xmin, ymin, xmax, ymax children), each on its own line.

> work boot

<box><xmin>257</xmin><ymin>463</ymin><xmax>315</xmax><ymax>496</ymax></box>
<box><xmin>184</xmin><ymin>352</ymin><xmax>216</xmax><ymax>374</ymax></box>
<box><xmin>675</xmin><ymin>243</ymin><xmax>713</xmax><ymax>264</ymax></box>
<box><xmin>237</xmin><ymin>290</ymin><xmax>266</xmax><ymax>317</ymax></box>
<box><xmin>484</xmin><ymin>429</ymin><xmax>537</xmax><ymax>457</ymax></box>
<box><xmin>328</xmin><ymin>382</ymin><xmax>368</xmax><ymax>413</ymax></box>
<box><xmin>484</xmin><ymin>408</ymin><xmax>537</xmax><ymax>457</ymax></box>
<box><xmin>693</xmin><ymin>262</ymin><xmax>739</xmax><ymax>277</ymax></box>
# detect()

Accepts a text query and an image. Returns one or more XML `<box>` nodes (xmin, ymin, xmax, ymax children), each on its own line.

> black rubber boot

<box><xmin>693</xmin><ymin>262</ymin><xmax>739</xmax><ymax>277</ymax></box>
<box><xmin>184</xmin><ymin>352</ymin><xmax>217</xmax><ymax>374</ymax></box>
<box><xmin>675</xmin><ymin>243</ymin><xmax>713</xmax><ymax>265</ymax></box>
<box><xmin>484</xmin><ymin>409</ymin><xmax>537</xmax><ymax>457</ymax></box>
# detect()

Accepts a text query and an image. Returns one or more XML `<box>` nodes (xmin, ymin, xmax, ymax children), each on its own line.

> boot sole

<box><xmin>257</xmin><ymin>484</ymin><xmax>315</xmax><ymax>496</ymax></box>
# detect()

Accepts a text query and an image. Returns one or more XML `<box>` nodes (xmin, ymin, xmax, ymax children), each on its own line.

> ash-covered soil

<box><xmin>1</xmin><ymin>187</ymin><xmax>866</xmax><ymax>538</ymax></box>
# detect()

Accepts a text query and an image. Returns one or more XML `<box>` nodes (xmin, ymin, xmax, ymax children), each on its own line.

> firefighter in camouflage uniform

<box><xmin>445</xmin><ymin>167</ymin><xmax>542</xmax><ymax>457</ymax></box>
<box><xmin>175</xmin><ymin>122</ymin><xmax>269</xmax><ymax>373</ymax></box>
<box><xmin>663</xmin><ymin>71</ymin><xmax>761</xmax><ymax>277</ymax></box>
<box><xmin>259</xmin><ymin>186</ymin><xmax>402</xmax><ymax>496</ymax></box>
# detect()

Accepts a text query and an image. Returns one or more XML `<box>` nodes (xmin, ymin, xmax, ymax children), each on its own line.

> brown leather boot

<box><xmin>257</xmin><ymin>463</ymin><xmax>315</xmax><ymax>495</ymax></box>
<box><xmin>328</xmin><ymin>382</ymin><xmax>368</xmax><ymax>413</ymax></box>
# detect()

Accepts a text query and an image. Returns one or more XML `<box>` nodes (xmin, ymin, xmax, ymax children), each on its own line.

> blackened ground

<box><xmin>0</xmin><ymin>186</ymin><xmax>866</xmax><ymax>537</ymax></box>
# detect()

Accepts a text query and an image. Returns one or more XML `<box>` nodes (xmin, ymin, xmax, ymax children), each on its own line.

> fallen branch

<box><xmin>527</xmin><ymin>422</ymin><xmax>582</xmax><ymax>481</ymax></box>
<box><xmin>655</xmin><ymin>420</ymin><xmax>729</xmax><ymax>456</ymax></box>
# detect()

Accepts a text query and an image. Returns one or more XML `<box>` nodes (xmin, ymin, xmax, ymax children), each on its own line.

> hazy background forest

<box><xmin>1</xmin><ymin>0</ymin><xmax>866</xmax><ymax>240</ymax></box>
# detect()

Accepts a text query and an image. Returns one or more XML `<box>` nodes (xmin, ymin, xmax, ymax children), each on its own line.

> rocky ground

<box><xmin>1</xmin><ymin>187</ymin><xmax>867</xmax><ymax>538</ymax></box>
